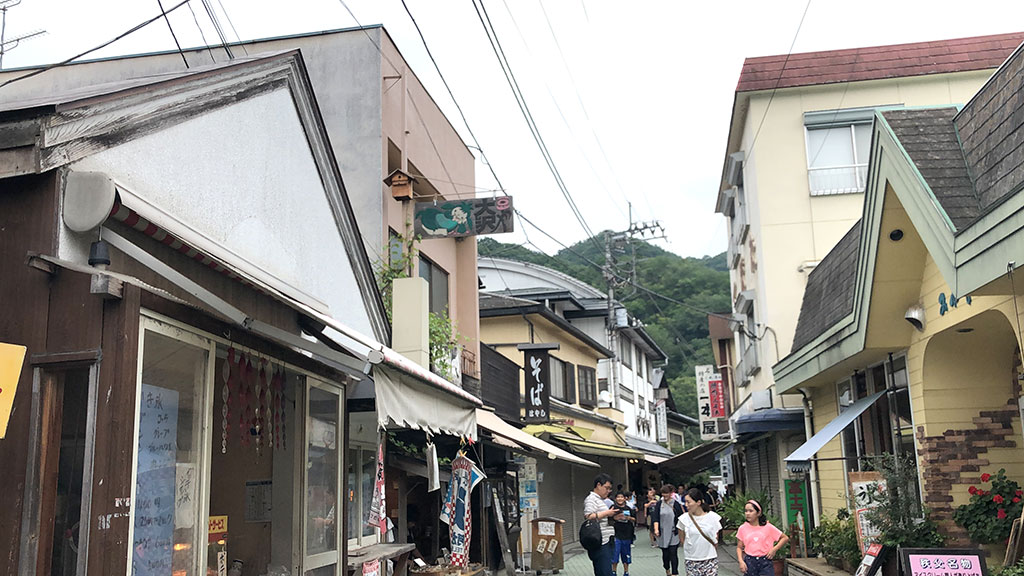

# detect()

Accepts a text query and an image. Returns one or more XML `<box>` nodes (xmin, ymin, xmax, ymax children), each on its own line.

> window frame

<box><xmin>578</xmin><ymin>366</ymin><xmax>598</xmax><ymax>407</ymax></box>
<box><xmin>804</xmin><ymin>118</ymin><xmax>874</xmax><ymax>196</ymax></box>
<box><xmin>418</xmin><ymin>254</ymin><xmax>450</xmax><ymax>317</ymax></box>
<box><xmin>549</xmin><ymin>356</ymin><xmax>567</xmax><ymax>401</ymax></box>
<box><xmin>618</xmin><ymin>338</ymin><xmax>632</xmax><ymax>369</ymax></box>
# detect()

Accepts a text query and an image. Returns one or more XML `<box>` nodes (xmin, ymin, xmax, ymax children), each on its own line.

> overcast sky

<box><xmin>4</xmin><ymin>1</ymin><xmax>1024</xmax><ymax>258</ymax></box>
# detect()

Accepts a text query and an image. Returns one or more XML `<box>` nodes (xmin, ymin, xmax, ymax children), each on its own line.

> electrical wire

<box><xmin>186</xmin><ymin>0</ymin><xmax>217</xmax><ymax>62</ymax></box>
<box><xmin>0</xmin><ymin>0</ymin><xmax>192</xmax><ymax>90</ymax></box>
<box><xmin>156</xmin><ymin>0</ymin><xmax>189</xmax><ymax>68</ymax></box>
<box><xmin>200</xmin><ymin>0</ymin><xmax>233</xmax><ymax>59</ymax></box>
<box><xmin>214</xmin><ymin>0</ymin><xmax>247</xmax><ymax>55</ymax></box>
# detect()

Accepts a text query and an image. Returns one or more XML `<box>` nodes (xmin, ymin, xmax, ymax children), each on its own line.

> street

<box><xmin>554</xmin><ymin>528</ymin><xmax>744</xmax><ymax>576</ymax></box>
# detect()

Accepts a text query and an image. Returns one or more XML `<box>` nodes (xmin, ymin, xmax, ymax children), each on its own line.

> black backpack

<box><xmin>579</xmin><ymin>517</ymin><xmax>603</xmax><ymax>552</ymax></box>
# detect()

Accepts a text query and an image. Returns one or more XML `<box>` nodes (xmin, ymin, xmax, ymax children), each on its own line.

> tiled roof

<box><xmin>882</xmin><ymin>107</ymin><xmax>982</xmax><ymax>229</ymax></box>
<box><xmin>478</xmin><ymin>292</ymin><xmax>538</xmax><ymax>310</ymax></box>
<box><xmin>736</xmin><ymin>32</ymin><xmax>1024</xmax><ymax>93</ymax></box>
<box><xmin>791</xmin><ymin>221</ymin><xmax>862</xmax><ymax>352</ymax></box>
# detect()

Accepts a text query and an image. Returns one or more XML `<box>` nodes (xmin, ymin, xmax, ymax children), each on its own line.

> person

<box><xmin>583</xmin><ymin>473</ymin><xmax>622</xmax><ymax>576</ymax></box>
<box><xmin>611</xmin><ymin>491</ymin><xmax>637</xmax><ymax>576</ymax></box>
<box><xmin>652</xmin><ymin>484</ymin><xmax>685</xmax><ymax>576</ymax></box>
<box><xmin>676</xmin><ymin>488</ymin><xmax>723</xmax><ymax>576</ymax></box>
<box><xmin>644</xmin><ymin>487</ymin><xmax>660</xmax><ymax>547</ymax></box>
<box><xmin>736</xmin><ymin>500</ymin><xmax>789</xmax><ymax>576</ymax></box>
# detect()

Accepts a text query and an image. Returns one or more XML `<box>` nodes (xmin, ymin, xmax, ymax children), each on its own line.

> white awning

<box><xmin>785</xmin><ymin>390</ymin><xmax>886</xmax><ymax>472</ymax></box>
<box><xmin>475</xmin><ymin>409</ymin><xmax>598</xmax><ymax>468</ymax></box>
<box><xmin>374</xmin><ymin>366</ymin><xmax>478</xmax><ymax>440</ymax></box>
<box><xmin>644</xmin><ymin>454</ymin><xmax>668</xmax><ymax>465</ymax></box>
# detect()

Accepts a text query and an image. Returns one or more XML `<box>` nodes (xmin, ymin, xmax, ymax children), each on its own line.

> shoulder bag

<box><xmin>687</xmin><ymin>512</ymin><xmax>718</xmax><ymax>547</ymax></box>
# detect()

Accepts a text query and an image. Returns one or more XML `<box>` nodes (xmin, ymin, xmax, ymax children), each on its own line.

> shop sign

<box><xmin>785</xmin><ymin>479</ymin><xmax>811</xmax><ymax>546</ymax></box>
<box><xmin>523</xmin><ymin>349</ymin><xmax>551</xmax><ymax>423</ymax></box>
<box><xmin>696</xmin><ymin>365</ymin><xmax>722</xmax><ymax>440</ymax></box>
<box><xmin>413</xmin><ymin>196</ymin><xmax>514</xmax><ymax>238</ymax></box>
<box><xmin>709</xmin><ymin>375</ymin><xmax>726</xmax><ymax>418</ymax></box>
<box><xmin>441</xmin><ymin>453</ymin><xmax>486</xmax><ymax>568</ymax></box>
<box><xmin>850</xmin><ymin>471</ymin><xmax>886</xmax><ymax>552</ymax></box>
<box><xmin>655</xmin><ymin>401</ymin><xmax>668</xmax><ymax>443</ymax></box>
<box><xmin>0</xmin><ymin>342</ymin><xmax>26</xmax><ymax>439</ymax></box>
<box><xmin>900</xmin><ymin>548</ymin><xmax>987</xmax><ymax>576</ymax></box>
<box><xmin>855</xmin><ymin>543</ymin><xmax>891</xmax><ymax>576</ymax></box>
<box><xmin>719</xmin><ymin>452</ymin><xmax>733</xmax><ymax>485</ymax></box>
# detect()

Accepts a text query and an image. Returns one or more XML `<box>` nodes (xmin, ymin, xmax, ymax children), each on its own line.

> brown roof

<box><xmin>736</xmin><ymin>32</ymin><xmax>1024</xmax><ymax>93</ymax></box>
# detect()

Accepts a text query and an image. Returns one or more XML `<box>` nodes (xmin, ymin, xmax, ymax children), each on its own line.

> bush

<box><xmin>861</xmin><ymin>454</ymin><xmax>945</xmax><ymax>549</ymax></box>
<box><xmin>719</xmin><ymin>489</ymin><xmax>774</xmax><ymax>530</ymax></box>
<box><xmin>953</xmin><ymin>469</ymin><xmax>1024</xmax><ymax>544</ymax></box>
<box><xmin>810</xmin><ymin>510</ymin><xmax>861</xmax><ymax>567</ymax></box>
<box><xmin>994</xmin><ymin>559</ymin><xmax>1024</xmax><ymax>576</ymax></box>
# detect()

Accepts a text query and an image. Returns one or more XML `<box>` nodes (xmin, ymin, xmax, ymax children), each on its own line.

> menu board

<box><xmin>900</xmin><ymin>549</ymin><xmax>987</xmax><ymax>576</ymax></box>
<box><xmin>133</xmin><ymin>384</ymin><xmax>179</xmax><ymax>576</ymax></box>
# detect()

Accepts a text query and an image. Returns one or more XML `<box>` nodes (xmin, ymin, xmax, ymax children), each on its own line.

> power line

<box><xmin>214</xmin><ymin>0</ymin><xmax>247</xmax><ymax>55</ymax></box>
<box><xmin>471</xmin><ymin>0</ymin><xmax>599</xmax><ymax>247</ymax></box>
<box><xmin>0</xmin><ymin>0</ymin><xmax>191</xmax><ymax>90</ymax></box>
<box><xmin>200</xmin><ymin>0</ymin><xmax>234</xmax><ymax>59</ymax></box>
<box><xmin>186</xmin><ymin>0</ymin><xmax>217</xmax><ymax>62</ymax></box>
<box><xmin>156</xmin><ymin>0</ymin><xmax>189</xmax><ymax>68</ymax></box>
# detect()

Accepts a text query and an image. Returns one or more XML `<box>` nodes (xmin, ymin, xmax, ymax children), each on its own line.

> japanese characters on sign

<box><xmin>850</xmin><ymin>471</ymin><xmax>886</xmax><ymax>552</ymax></box>
<box><xmin>696</xmin><ymin>365</ymin><xmax>723</xmax><ymax>440</ymax></box>
<box><xmin>441</xmin><ymin>454</ymin><xmax>486</xmax><ymax>568</ymax></box>
<box><xmin>523</xmin><ymin>349</ymin><xmax>551</xmax><ymax>423</ymax></box>
<box><xmin>901</xmin><ymin>549</ymin><xmax>987</xmax><ymax>576</ymax></box>
<box><xmin>709</xmin><ymin>375</ymin><xmax>726</xmax><ymax>418</ymax></box>
<box><xmin>413</xmin><ymin>196</ymin><xmax>514</xmax><ymax>239</ymax></box>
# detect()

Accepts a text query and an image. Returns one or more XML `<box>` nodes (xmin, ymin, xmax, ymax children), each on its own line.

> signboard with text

<box><xmin>708</xmin><ymin>375</ymin><xmax>726</xmax><ymax>418</ymax></box>
<box><xmin>696</xmin><ymin>365</ymin><xmax>723</xmax><ymax>440</ymax></box>
<box><xmin>523</xmin><ymin>349</ymin><xmax>551</xmax><ymax>423</ymax></box>
<box><xmin>850</xmin><ymin>471</ymin><xmax>886</xmax><ymax>552</ymax></box>
<box><xmin>414</xmin><ymin>197</ymin><xmax>514</xmax><ymax>239</ymax></box>
<box><xmin>900</xmin><ymin>549</ymin><xmax>987</xmax><ymax>576</ymax></box>
<box><xmin>655</xmin><ymin>401</ymin><xmax>668</xmax><ymax>443</ymax></box>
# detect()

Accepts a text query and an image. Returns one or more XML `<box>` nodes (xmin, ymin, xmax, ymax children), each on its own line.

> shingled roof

<box><xmin>790</xmin><ymin>221</ymin><xmax>862</xmax><ymax>352</ymax></box>
<box><xmin>737</xmin><ymin>32</ymin><xmax>1024</xmax><ymax>93</ymax></box>
<box><xmin>881</xmin><ymin>107</ymin><xmax>982</xmax><ymax>229</ymax></box>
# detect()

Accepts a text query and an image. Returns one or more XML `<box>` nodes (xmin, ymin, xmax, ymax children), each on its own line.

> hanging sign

<box><xmin>709</xmin><ymin>375</ymin><xmax>726</xmax><ymax>418</ymax></box>
<box><xmin>696</xmin><ymin>365</ymin><xmax>718</xmax><ymax>440</ymax></box>
<box><xmin>367</xmin><ymin>441</ymin><xmax>387</xmax><ymax>533</ymax></box>
<box><xmin>523</xmin><ymin>349</ymin><xmax>551</xmax><ymax>424</ymax></box>
<box><xmin>414</xmin><ymin>196</ymin><xmax>514</xmax><ymax>238</ymax></box>
<box><xmin>655</xmin><ymin>401</ymin><xmax>668</xmax><ymax>443</ymax></box>
<box><xmin>0</xmin><ymin>342</ymin><xmax>26</xmax><ymax>439</ymax></box>
<box><xmin>441</xmin><ymin>453</ymin><xmax>486</xmax><ymax>568</ymax></box>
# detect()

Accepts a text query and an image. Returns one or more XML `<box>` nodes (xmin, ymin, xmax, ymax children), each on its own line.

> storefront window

<box><xmin>305</xmin><ymin>383</ymin><xmax>343</xmax><ymax>574</ymax></box>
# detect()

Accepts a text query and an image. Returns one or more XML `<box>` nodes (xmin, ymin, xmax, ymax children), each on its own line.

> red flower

<box><xmin>998</xmin><ymin>509</ymin><xmax>1007</xmax><ymax>520</ymax></box>
<box><xmin>981</xmin><ymin>473</ymin><xmax>992</xmax><ymax>482</ymax></box>
<box><xmin>1013</xmin><ymin>497</ymin><xmax>1021</xmax><ymax>503</ymax></box>
<box><xmin>1017</xmin><ymin>490</ymin><xmax>1022</xmax><ymax>497</ymax></box>
<box><xmin>969</xmin><ymin>486</ymin><xmax>978</xmax><ymax>495</ymax></box>
<box><xmin>994</xmin><ymin>494</ymin><xmax>1005</xmax><ymax>504</ymax></box>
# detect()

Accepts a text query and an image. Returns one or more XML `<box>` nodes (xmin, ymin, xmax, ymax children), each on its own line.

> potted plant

<box><xmin>773</xmin><ymin>539</ymin><xmax>791</xmax><ymax>576</ymax></box>
<box><xmin>810</xmin><ymin>510</ymin><xmax>861</xmax><ymax>572</ymax></box>
<box><xmin>953</xmin><ymin>469</ymin><xmax>1024</xmax><ymax>555</ymax></box>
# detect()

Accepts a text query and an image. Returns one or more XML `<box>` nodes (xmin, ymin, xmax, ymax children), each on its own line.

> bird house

<box><xmin>384</xmin><ymin>169</ymin><xmax>417</xmax><ymax>200</ymax></box>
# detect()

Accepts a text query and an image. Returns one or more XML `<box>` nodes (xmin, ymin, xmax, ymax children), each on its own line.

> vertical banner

<box><xmin>708</xmin><ymin>375</ymin><xmax>726</xmax><ymax>418</ymax></box>
<box><xmin>655</xmin><ymin>401</ymin><xmax>668</xmax><ymax>443</ymax></box>
<box><xmin>696</xmin><ymin>365</ymin><xmax>717</xmax><ymax>440</ymax></box>
<box><xmin>441</xmin><ymin>453</ymin><xmax>486</xmax><ymax>568</ymax></box>
<box><xmin>523</xmin><ymin>349</ymin><xmax>551</xmax><ymax>424</ymax></box>
<box><xmin>367</xmin><ymin>439</ymin><xmax>387</xmax><ymax>533</ymax></box>
<box><xmin>785</xmin><ymin>479</ymin><xmax>811</xmax><ymax>546</ymax></box>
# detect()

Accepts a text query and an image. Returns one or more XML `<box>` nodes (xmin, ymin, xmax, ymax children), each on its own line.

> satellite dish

<box><xmin>63</xmin><ymin>171</ymin><xmax>116</xmax><ymax>233</ymax></box>
<box><xmin>598</xmin><ymin>390</ymin><xmax>612</xmax><ymax>404</ymax></box>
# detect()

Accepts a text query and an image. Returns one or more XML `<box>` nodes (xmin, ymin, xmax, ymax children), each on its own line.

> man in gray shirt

<box><xmin>583</xmin><ymin>473</ymin><xmax>622</xmax><ymax>576</ymax></box>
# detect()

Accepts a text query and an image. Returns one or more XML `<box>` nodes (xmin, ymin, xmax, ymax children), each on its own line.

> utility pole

<box><xmin>0</xmin><ymin>0</ymin><xmax>46</xmax><ymax>69</ymax></box>
<box><xmin>602</xmin><ymin>204</ymin><xmax>666</xmax><ymax>410</ymax></box>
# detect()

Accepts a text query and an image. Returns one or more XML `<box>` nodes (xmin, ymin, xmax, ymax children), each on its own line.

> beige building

<box><xmin>713</xmin><ymin>32</ymin><xmax>1024</xmax><ymax>523</ymax></box>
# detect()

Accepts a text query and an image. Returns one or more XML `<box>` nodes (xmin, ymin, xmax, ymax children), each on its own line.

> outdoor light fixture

<box><xmin>905</xmin><ymin>304</ymin><xmax>926</xmax><ymax>332</ymax></box>
<box><xmin>889</xmin><ymin>229</ymin><xmax>904</xmax><ymax>241</ymax></box>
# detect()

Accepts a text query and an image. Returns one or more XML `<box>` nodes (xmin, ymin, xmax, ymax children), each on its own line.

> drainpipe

<box><xmin>797</xmin><ymin>388</ymin><xmax>822</xmax><ymax>527</ymax></box>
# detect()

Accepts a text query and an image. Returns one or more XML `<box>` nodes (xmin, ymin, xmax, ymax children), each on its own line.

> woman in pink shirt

<box><xmin>736</xmin><ymin>500</ymin><xmax>789</xmax><ymax>576</ymax></box>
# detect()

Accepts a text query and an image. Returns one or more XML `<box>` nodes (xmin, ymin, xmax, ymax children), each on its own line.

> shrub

<box><xmin>953</xmin><ymin>468</ymin><xmax>1024</xmax><ymax>544</ymax></box>
<box><xmin>719</xmin><ymin>489</ymin><xmax>774</xmax><ymax>530</ymax></box>
<box><xmin>810</xmin><ymin>510</ymin><xmax>861</xmax><ymax>567</ymax></box>
<box><xmin>861</xmin><ymin>454</ymin><xmax>945</xmax><ymax>549</ymax></box>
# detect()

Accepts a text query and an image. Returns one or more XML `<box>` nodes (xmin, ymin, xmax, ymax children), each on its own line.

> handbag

<box><xmin>688</xmin><ymin>512</ymin><xmax>718</xmax><ymax>547</ymax></box>
<box><xmin>579</xmin><ymin>517</ymin><xmax>603</xmax><ymax>552</ymax></box>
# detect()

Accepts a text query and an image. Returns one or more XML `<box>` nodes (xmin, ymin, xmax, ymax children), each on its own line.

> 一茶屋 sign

<box><xmin>522</xmin><ymin>348</ymin><xmax>551</xmax><ymax>424</ymax></box>
<box><xmin>696</xmin><ymin>365</ymin><xmax>724</xmax><ymax>440</ymax></box>
<box><xmin>414</xmin><ymin>196</ymin><xmax>514</xmax><ymax>239</ymax></box>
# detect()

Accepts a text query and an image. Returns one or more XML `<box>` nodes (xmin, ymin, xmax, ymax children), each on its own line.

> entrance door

<box><xmin>303</xmin><ymin>381</ymin><xmax>344</xmax><ymax>575</ymax></box>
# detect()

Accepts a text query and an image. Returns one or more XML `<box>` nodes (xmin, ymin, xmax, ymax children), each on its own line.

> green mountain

<box><xmin>478</xmin><ymin>234</ymin><xmax>731</xmax><ymax>447</ymax></box>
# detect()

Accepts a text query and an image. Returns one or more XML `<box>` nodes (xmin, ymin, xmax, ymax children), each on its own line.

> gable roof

<box><xmin>790</xmin><ymin>221</ymin><xmax>862</xmax><ymax>351</ymax></box>
<box><xmin>736</xmin><ymin>32</ymin><xmax>1024</xmax><ymax>93</ymax></box>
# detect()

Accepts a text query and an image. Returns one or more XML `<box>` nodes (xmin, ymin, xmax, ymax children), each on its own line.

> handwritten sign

<box><xmin>245</xmin><ymin>479</ymin><xmax>273</xmax><ymax>523</ymax></box>
<box><xmin>133</xmin><ymin>384</ymin><xmax>179</xmax><ymax>576</ymax></box>
<box><xmin>901</xmin><ymin>548</ymin><xmax>987</xmax><ymax>576</ymax></box>
<box><xmin>522</xmin><ymin>349</ymin><xmax>550</xmax><ymax>424</ymax></box>
<box><xmin>850</xmin><ymin>472</ymin><xmax>885</xmax><ymax>552</ymax></box>
<box><xmin>0</xmin><ymin>342</ymin><xmax>26</xmax><ymax>439</ymax></box>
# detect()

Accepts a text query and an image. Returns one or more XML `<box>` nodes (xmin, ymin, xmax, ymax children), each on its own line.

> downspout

<box><xmin>797</xmin><ymin>388</ymin><xmax>822</xmax><ymax>527</ymax></box>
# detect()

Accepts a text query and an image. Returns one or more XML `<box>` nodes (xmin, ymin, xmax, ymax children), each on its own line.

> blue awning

<box><xmin>735</xmin><ymin>408</ymin><xmax>805</xmax><ymax>435</ymax></box>
<box><xmin>785</xmin><ymin>390</ymin><xmax>886</xmax><ymax>472</ymax></box>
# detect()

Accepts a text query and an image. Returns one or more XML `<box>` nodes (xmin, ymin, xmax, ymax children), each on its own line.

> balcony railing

<box><xmin>808</xmin><ymin>164</ymin><xmax>868</xmax><ymax>196</ymax></box>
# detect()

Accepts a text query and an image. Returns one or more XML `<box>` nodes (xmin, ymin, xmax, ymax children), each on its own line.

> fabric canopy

<box><xmin>559</xmin><ymin>438</ymin><xmax>644</xmax><ymax>459</ymax></box>
<box><xmin>475</xmin><ymin>409</ymin><xmax>598</xmax><ymax>468</ymax></box>
<box><xmin>374</xmin><ymin>366</ymin><xmax>478</xmax><ymax>440</ymax></box>
<box><xmin>644</xmin><ymin>454</ymin><xmax>668</xmax><ymax>465</ymax></box>
<box><xmin>658</xmin><ymin>440</ymin><xmax>730</xmax><ymax>476</ymax></box>
<box><xmin>785</xmin><ymin>390</ymin><xmax>886</xmax><ymax>472</ymax></box>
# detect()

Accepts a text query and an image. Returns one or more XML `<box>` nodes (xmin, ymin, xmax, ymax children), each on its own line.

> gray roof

<box><xmin>478</xmin><ymin>292</ymin><xmax>539</xmax><ymax>310</ymax></box>
<box><xmin>881</xmin><ymin>107</ymin><xmax>981</xmax><ymax>229</ymax></box>
<box><xmin>791</xmin><ymin>221</ymin><xmax>862</xmax><ymax>351</ymax></box>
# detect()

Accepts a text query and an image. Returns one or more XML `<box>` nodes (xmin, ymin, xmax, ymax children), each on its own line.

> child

<box><xmin>736</xmin><ymin>500</ymin><xmax>789</xmax><ymax>576</ymax></box>
<box><xmin>645</xmin><ymin>487</ymin><xmax>660</xmax><ymax>547</ymax></box>
<box><xmin>611</xmin><ymin>490</ymin><xmax>637</xmax><ymax>576</ymax></box>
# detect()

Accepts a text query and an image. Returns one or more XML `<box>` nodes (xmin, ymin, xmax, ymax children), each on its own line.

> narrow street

<box><xmin>553</xmin><ymin>528</ymin><xmax>744</xmax><ymax>576</ymax></box>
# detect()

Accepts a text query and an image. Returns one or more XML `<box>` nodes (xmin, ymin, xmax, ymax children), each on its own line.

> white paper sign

<box><xmin>538</xmin><ymin>521</ymin><xmax>555</xmax><ymax>536</ymax></box>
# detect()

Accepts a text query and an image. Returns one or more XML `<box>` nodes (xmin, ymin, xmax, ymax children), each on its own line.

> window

<box><xmin>669</xmin><ymin>432</ymin><xmax>684</xmax><ymax>451</ymax></box>
<box><xmin>804</xmin><ymin>108</ymin><xmax>880</xmax><ymax>196</ymax></box>
<box><xmin>346</xmin><ymin>445</ymin><xmax>378</xmax><ymax>548</ymax></box>
<box><xmin>549</xmin><ymin>357</ymin><xmax>566</xmax><ymax>401</ymax></box>
<box><xmin>618</xmin><ymin>338</ymin><xmax>632</xmax><ymax>369</ymax></box>
<box><xmin>837</xmin><ymin>356</ymin><xmax>918</xmax><ymax>475</ymax></box>
<box><xmin>418</xmin><ymin>255</ymin><xmax>449</xmax><ymax>316</ymax></box>
<box><xmin>578</xmin><ymin>366</ymin><xmax>597</xmax><ymax>407</ymax></box>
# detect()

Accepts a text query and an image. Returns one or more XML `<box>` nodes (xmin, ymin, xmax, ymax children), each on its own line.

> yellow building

<box><xmin>776</xmin><ymin>39</ymin><xmax>1024</xmax><ymax>547</ymax></box>
<box><xmin>713</xmin><ymin>32</ymin><xmax>1024</xmax><ymax>525</ymax></box>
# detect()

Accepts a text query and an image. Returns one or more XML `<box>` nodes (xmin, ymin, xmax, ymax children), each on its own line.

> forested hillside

<box><xmin>478</xmin><ymin>234</ymin><xmax>730</xmax><ymax>447</ymax></box>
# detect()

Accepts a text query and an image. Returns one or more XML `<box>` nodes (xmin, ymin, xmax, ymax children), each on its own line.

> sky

<box><xmin>3</xmin><ymin>0</ymin><xmax>1024</xmax><ymax>258</ymax></box>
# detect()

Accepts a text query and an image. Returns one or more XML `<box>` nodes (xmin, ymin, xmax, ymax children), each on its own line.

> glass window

<box><xmin>549</xmin><ymin>357</ymin><xmax>566</xmax><ymax>401</ymax></box>
<box><xmin>419</xmin><ymin>256</ymin><xmax>449</xmax><ymax>316</ymax></box>
<box><xmin>806</xmin><ymin>122</ymin><xmax>872</xmax><ymax>195</ymax></box>
<box><xmin>306</xmin><ymin>386</ymin><xmax>340</xmax><ymax>557</ymax></box>
<box><xmin>618</xmin><ymin>338</ymin><xmax>632</xmax><ymax>368</ymax></box>
<box><xmin>346</xmin><ymin>445</ymin><xmax>381</xmax><ymax>549</ymax></box>
<box><xmin>578</xmin><ymin>366</ymin><xmax>597</xmax><ymax>407</ymax></box>
<box><xmin>134</xmin><ymin>328</ymin><xmax>210</xmax><ymax>576</ymax></box>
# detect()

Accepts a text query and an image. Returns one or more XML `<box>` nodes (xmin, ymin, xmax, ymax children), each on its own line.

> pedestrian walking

<box><xmin>583</xmin><ymin>473</ymin><xmax>621</xmax><ymax>576</ymax></box>
<box><xmin>652</xmin><ymin>484</ymin><xmax>685</xmax><ymax>576</ymax></box>
<box><xmin>644</xmin><ymin>487</ymin><xmax>659</xmax><ymax>547</ymax></box>
<box><xmin>675</xmin><ymin>488</ymin><xmax>723</xmax><ymax>576</ymax></box>
<box><xmin>611</xmin><ymin>491</ymin><xmax>637</xmax><ymax>576</ymax></box>
<box><xmin>736</xmin><ymin>500</ymin><xmax>789</xmax><ymax>576</ymax></box>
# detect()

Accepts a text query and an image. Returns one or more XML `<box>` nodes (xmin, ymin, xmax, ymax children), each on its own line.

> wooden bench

<box><xmin>347</xmin><ymin>543</ymin><xmax>416</xmax><ymax>576</ymax></box>
<box><xmin>788</xmin><ymin>557</ymin><xmax>854</xmax><ymax>576</ymax></box>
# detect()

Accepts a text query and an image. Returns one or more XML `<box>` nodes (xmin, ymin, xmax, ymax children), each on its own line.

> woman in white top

<box><xmin>675</xmin><ymin>487</ymin><xmax>722</xmax><ymax>576</ymax></box>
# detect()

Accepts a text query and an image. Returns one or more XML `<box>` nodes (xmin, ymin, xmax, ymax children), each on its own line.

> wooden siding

<box><xmin>480</xmin><ymin>344</ymin><xmax>521</xmax><ymax>422</ymax></box>
<box><xmin>810</xmin><ymin>384</ymin><xmax>846</xmax><ymax>518</ymax></box>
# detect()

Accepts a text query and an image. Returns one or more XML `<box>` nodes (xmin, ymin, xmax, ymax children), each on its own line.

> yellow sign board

<box><xmin>0</xmin><ymin>342</ymin><xmax>27</xmax><ymax>439</ymax></box>
<box><xmin>209</xmin><ymin>515</ymin><xmax>228</xmax><ymax>535</ymax></box>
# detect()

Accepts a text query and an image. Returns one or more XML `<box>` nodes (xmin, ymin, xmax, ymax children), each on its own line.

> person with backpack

<box><xmin>582</xmin><ymin>473</ymin><xmax>623</xmax><ymax>576</ymax></box>
<box><xmin>736</xmin><ymin>499</ymin><xmax>789</xmax><ymax>576</ymax></box>
<box><xmin>652</xmin><ymin>484</ymin><xmax>685</xmax><ymax>576</ymax></box>
<box><xmin>675</xmin><ymin>488</ymin><xmax>723</xmax><ymax>576</ymax></box>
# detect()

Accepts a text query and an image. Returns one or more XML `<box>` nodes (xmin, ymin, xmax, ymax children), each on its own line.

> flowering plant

<box><xmin>953</xmin><ymin>469</ymin><xmax>1023</xmax><ymax>543</ymax></box>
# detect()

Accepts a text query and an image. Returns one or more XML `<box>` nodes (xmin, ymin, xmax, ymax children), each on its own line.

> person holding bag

<box><xmin>652</xmin><ymin>484</ymin><xmax>685</xmax><ymax>576</ymax></box>
<box><xmin>582</xmin><ymin>473</ymin><xmax>622</xmax><ymax>576</ymax></box>
<box><xmin>736</xmin><ymin>499</ymin><xmax>789</xmax><ymax>576</ymax></box>
<box><xmin>675</xmin><ymin>487</ymin><xmax>723</xmax><ymax>576</ymax></box>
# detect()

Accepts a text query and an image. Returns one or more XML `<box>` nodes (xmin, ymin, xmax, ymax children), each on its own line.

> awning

<box><xmin>625</xmin><ymin>435</ymin><xmax>674</xmax><ymax>458</ymax></box>
<box><xmin>644</xmin><ymin>454</ymin><xmax>668</xmax><ymax>465</ymax></box>
<box><xmin>658</xmin><ymin>440</ymin><xmax>731</xmax><ymax>476</ymax></box>
<box><xmin>735</xmin><ymin>408</ymin><xmax>805</xmax><ymax>435</ymax></box>
<box><xmin>559</xmin><ymin>438</ymin><xmax>644</xmax><ymax>459</ymax></box>
<box><xmin>785</xmin><ymin>390</ymin><xmax>885</xmax><ymax>472</ymax></box>
<box><xmin>374</xmin><ymin>366</ymin><xmax>478</xmax><ymax>440</ymax></box>
<box><xmin>475</xmin><ymin>409</ymin><xmax>598</xmax><ymax>468</ymax></box>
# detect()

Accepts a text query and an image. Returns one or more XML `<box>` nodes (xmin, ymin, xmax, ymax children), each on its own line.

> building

<box><xmin>712</xmin><ymin>32</ymin><xmax>1024</xmax><ymax>523</ymax></box>
<box><xmin>777</xmin><ymin>38</ymin><xmax>1024</xmax><ymax>547</ymax></box>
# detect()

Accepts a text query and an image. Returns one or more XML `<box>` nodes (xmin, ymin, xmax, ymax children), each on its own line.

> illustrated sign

<box><xmin>523</xmin><ymin>349</ymin><xmax>551</xmax><ymax>424</ymax></box>
<box><xmin>0</xmin><ymin>342</ymin><xmax>26</xmax><ymax>439</ymax></box>
<box><xmin>413</xmin><ymin>196</ymin><xmax>514</xmax><ymax>238</ymax></box>
<box><xmin>516</xmin><ymin>456</ymin><xmax>538</xmax><ymax>511</ymax></box>
<box><xmin>696</xmin><ymin>365</ymin><xmax>721</xmax><ymax>440</ymax></box>
<box><xmin>134</xmin><ymin>384</ymin><xmax>179</xmax><ymax>576</ymax></box>
<box><xmin>441</xmin><ymin>454</ymin><xmax>486</xmax><ymax>568</ymax></box>
<box><xmin>850</xmin><ymin>471</ymin><xmax>886</xmax><ymax>552</ymax></box>
<box><xmin>709</xmin><ymin>375</ymin><xmax>726</xmax><ymax>418</ymax></box>
<box><xmin>900</xmin><ymin>548</ymin><xmax>987</xmax><ymax>576</ymax></box>
<box><xmin>785</xmin><ymin>479</ymin><xmax>811</xmax><ymax>546</ymax></box>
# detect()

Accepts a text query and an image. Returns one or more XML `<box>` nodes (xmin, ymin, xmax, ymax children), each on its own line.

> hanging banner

<box><xmin>367</xmin><ymin>441</ymin><xmax>387</xmax><ymax>532</ymax></box>
<box><xmin>522</xmin><ymin>349</ymin><xmax>551</xmax><ymax>424</ymax></box>
<box><xmin>708</xmin><ymin>375</ymin><xmax>726</xmax><ymax>418</ymax></box>
<box><xmin>655</xmin><ymin>401</ymin><xmax>668</xmax><ymax>443</ymax></box>
<box><xmin>441</xmin><ymin>453</ymin><xmax>486</xmax><ymax>568</ymax></box>
<box><xmin>414</xmin><ymin>196</ymin><xmax>514</xmax><ymax>238</ymax></box>
<box><xmin>696</xmin><ymin>365</ymin><xmax>717</xmax><ymax>440</ymax></box>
